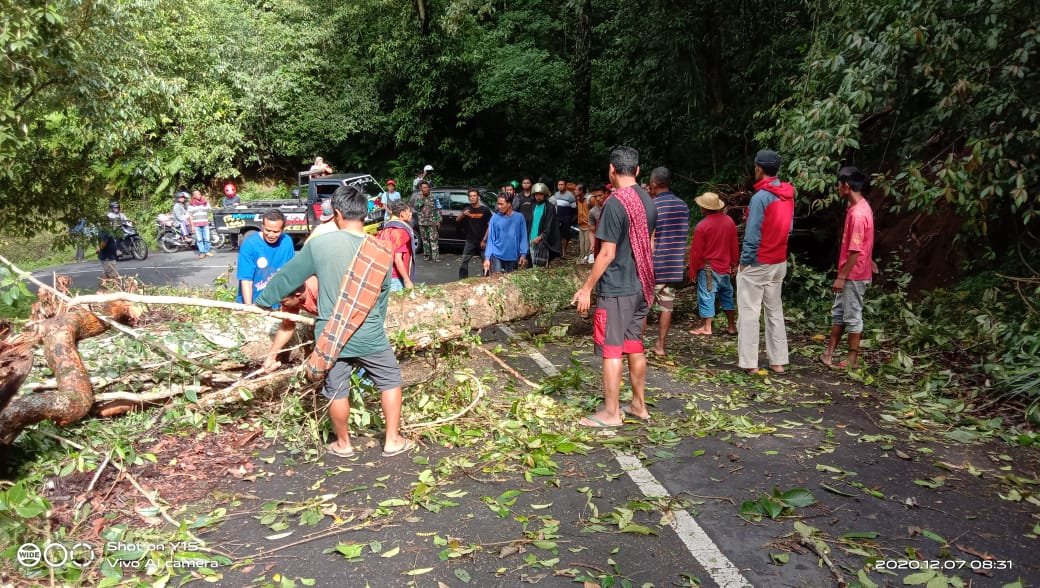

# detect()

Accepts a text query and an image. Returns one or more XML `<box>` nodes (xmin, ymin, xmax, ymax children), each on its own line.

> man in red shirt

<box><xmin>263</xmin><ymin>277</ymin><xmax>319</xmax><ymax>372</ymax></box>
<box><xmin>821</xmin><ymin>167</ymin><xmax>874</xmax><ymax>369</ymax></box>
<box><xmin>688</xmin><ymin>192</ymin><xmax>739</xmax><ymax>336</ymax></box>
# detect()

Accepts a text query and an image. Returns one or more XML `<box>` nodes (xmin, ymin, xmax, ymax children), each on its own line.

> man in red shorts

<box><xmin>571</xmin><ymin>146</ymin><xmax>658</xmax><ymax>427</ymax></box>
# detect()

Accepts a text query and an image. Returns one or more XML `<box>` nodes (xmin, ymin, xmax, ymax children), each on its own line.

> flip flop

<box><xmin>326</xmin><ymin>444</ymin><xmax>357</xmax><ymax>458</ymax></box>
<box><xmin>381</xmin><ymin>439</ymin><xmax>416</xmax><ymax>458</ymax></box>
<box><xmin>620</xmin><ymin>404</ymin><xmax>650</xmax><ymax>422</ymax></box>
<box><xmin>579</xmin><ymin>416</ymin><xmax>623</xmax><ymax>429</ymax></box>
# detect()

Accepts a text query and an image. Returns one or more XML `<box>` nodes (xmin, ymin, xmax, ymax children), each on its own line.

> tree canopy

<box><xmin>2</xmin><ymin>0</ymin><xmax>1038</xmax><ymax>257</ymax></box>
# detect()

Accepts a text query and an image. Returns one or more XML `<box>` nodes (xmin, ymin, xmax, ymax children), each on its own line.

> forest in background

<box><xmin>1</xmin><ymin>0</ymin><xmax>1038</xmax><ymax>260</ymax></box>
<box><xmin>2</xmin><ymin>0</ymin><xmax>1040</xmax><ymax>414</ymax></box>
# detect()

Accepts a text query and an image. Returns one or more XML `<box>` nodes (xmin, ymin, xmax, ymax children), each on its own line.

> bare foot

<box><xmin>726</xmin><ymin>328</ymin><xmax>737</xmax><ymax>335</ymax></box>
<box><xmin>819</xmin><ymin>353</ymin><xmax>833</xmax><ymax>367</ymax></box>
<box><xmin>689</xmin><ymin>327</ymin><xmax>712</xmax><ymax>336</ymax></box>
<box><xmin>650</xmin><ymin>346</ymin><xmax>666</xmax><ymax>356</ymax></box>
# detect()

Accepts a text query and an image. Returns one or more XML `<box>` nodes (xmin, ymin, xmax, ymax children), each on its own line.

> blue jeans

<box><xmin>390</xmin><ymin>277</ymin><xmax>404</xmax><ymax>292</ymax></box>
<box><xmin>490</xmin><ymin>257</ymin><xmax>518</xmax><ymax>274</ymax></box>
<box><xmin>194</xmin><ymin>225</ymin><xmax>211</xmax><ymax>254</ymax></box>
<box><xmin>696</xmin><ymin>269</ymin><xmax>734</xmax><ymax>318</ymax></box>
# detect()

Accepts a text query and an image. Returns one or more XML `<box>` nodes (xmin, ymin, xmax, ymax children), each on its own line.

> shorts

<box><xmin>832</xmin><ymin>280</ymin><xmax>869</xmax><ymax>333</ymax></box>
<box><xmin>322</xmin><ymin>348</ymin><xmax>402</xmax><ymax>400</ymax></box>
<box><xmin>593</xmin><ymin>293</ymin><xmax>649</xmax><ymax>359</ymax></box>
<box><xmin>390</xmin><ymin>277</ymin><xmax>404</xmax><ymax>292</ymax></box>
<box><xmin>653</xmin><ymin>284</ymin><xmax>676</xmax><ymax>312</ymax></box>
<box><xmin>697</xmin><ymin>269</ymin><xmax>734</xmax><ymax>318</ymax></box>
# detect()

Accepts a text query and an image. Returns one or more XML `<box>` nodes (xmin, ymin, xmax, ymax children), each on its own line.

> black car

<box><xmin>408</xmin><ymin>186</ymin><xmax>499</xmax><ymax>249</ymax></box>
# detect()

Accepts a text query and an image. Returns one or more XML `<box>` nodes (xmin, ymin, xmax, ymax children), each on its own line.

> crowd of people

<box><xmin>240</xmin><ymin>146</ymin><xmax>874</xmax><ymax>455</ymax></box>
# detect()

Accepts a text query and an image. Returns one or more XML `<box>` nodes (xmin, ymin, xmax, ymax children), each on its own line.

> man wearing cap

<box><xmin>306</xmin><ymin>200</ymin><xmax>339</xmax><ymax>243</ymax></box>
<box><xmin>571</xmin><ymin>146</ymin><xmax>657</xmax><ymax>427</ymax></box>
<box><xmin>413</xmin><ymin>164</ymin><xmax>434</xmax><ymax>190</ymax></box>
<box><xmin>737</xmin><ymin>149</ymin><xmax>796</xmax><ymax>374</ymax></box>
<box><xmin>821</xmin><ymin>166</ymin><xmax>874</xmax><ymax>369</ymax></box>
<box><xmin>647</xmin><ymin>167</ymin><xmax>690</xmax><ymax>356</ymax></box>
<box><xmin>688</xmin><ymin>192</ymin><xmax>738</xmax><ymax>336</ymax></box>
<box><xmin>414</xmin><ymin>180</ymin><xmax>441</xmax><ymax>261</ymax></box>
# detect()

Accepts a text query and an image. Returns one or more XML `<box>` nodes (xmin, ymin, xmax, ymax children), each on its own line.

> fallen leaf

<box><xmin>895</xmin><ymin>450</ymin><xmax>911</xmax><ymax>460</ymax></box>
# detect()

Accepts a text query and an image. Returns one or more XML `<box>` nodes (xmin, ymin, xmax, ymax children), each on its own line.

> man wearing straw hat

<box><xmin>687</xmin><ymin>192</ymin><xmax>739</xmax><ymax>336</ymax></box>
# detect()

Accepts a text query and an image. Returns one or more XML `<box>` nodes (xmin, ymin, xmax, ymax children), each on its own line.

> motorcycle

<box><xmin>115</xmin><ymin>220</ymin><xmax>149</xmax><ymax>260</ymax></box>
<box><xmin>156</xmin><ymin>214</ymin><xmax>225</xmax><ymax>253</ymax></box>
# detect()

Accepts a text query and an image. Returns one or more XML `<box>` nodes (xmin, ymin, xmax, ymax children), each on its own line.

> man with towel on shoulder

<box><xmin>571</xmin><ymin>146</ymin><xmax>657</xmax><ymax>427</ymax></box>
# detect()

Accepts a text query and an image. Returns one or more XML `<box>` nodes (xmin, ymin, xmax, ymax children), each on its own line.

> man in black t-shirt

<box><xmin>572</xmin><ymin>146</ymin><xmax>657</xmax><ymax>428</ymax></box>
<box><xmin>457</xmin><ymin>188</ymin><xmax>493</xmax><ymax>278</ymax></box>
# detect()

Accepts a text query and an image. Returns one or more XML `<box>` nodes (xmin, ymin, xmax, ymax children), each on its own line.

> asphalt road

<box><xmin>33</xmin><ymin>246</ymin><xmax>474</xmax><ymax>292</ymax></box>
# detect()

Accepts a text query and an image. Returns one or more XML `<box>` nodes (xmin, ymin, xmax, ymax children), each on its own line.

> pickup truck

<box><xmin>212</xmin><ymin>173</ymin><xmax>386</xmax><ymax>247</ymax></box>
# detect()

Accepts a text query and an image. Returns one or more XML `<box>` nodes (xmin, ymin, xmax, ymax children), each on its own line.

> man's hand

<box><xmin>262</xmin><ymin>356</ymin><xmax>281</xmax><ymax>373</ymax></box>
<box><xmin>480</xmin><ymin>239</ymin><xmax>486</xmax><ymax>248</ymax></box>
<box><xmin>832</xmin><ymin>277</ymin><xmax>846</xmax><ymax>293</ymax></box>
<box><xmin>518</xmin><ymin>256</ymin><xmax>528</xmax><ymax>268</ymax></box>
<box><xmin>737</xmin><ymin>264</ymin><xmax>746</xmax><ymax>273</ymax></box>
<box><xmin>404</xmin><ymin>279</ymin><xmax>414</xmax><ymax>289</ymax></box>
<box><xmin>533</xmin><ymin>236</ymin><xmax>542</xmax><ymax>244</ymax></box>
<box><xmin>483</xmin><ymin>259</ymin><xmax>491</xmax><ymax>273</ymax></box>
<box><xmin>871</xmin><ymin>260</ymin><xmax>879</xmax><ymax>274</ymax></box>
<box><xmin>571</xmin><ymin>287</ymin><xmax>592</xmax><ymax>314</ymax></box>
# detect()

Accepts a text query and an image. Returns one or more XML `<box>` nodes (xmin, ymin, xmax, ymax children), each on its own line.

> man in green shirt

<box><xmin>256</xmin><ymin>186</ymin><xmax>414</xmax><ymax>459</ymax></box>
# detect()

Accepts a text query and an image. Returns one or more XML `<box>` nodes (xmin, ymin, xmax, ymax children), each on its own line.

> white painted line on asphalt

<box><xmin>499</xmin><ymin>325</ymin><xmax>751</xmax><ymax>588</ymax></box>
<box><xmin>497</xmin><ymin>325</ymin><xmax>559</xmax><ymax>375</ymax></box>
<box><xmin>615</xmin><ymin>453</ymin><xmax>751</xmax><ymax>588</ymax></box>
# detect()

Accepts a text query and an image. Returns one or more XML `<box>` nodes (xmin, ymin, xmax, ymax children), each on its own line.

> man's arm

<box><xmin>833</xmin><ymin>215</ymin><xmax>866</xmax><ymax>291</ymax></box>
<box><xmin>688</xmin><ymin>228</ymin><xmax>705</xmax><ymax>281</ymax></box>
<box><xmin>739</xmin><ymin>193</ymin><xmax>766</xmax><ymax>269</ymax></box>
<box><xmin>393</xmin><ymin>251</ymin><xmax>413</xmax><ymax>288</ymax></box>
<box><xmin>255</xmin><ymin>245</ymin><xmax>315</xmax><ymax>308</ymax></box>
<box><xmin>264</xmin><ymin>319</ymin><xmax>297</xmax><ymax>371</ymax></box>
<box><xmin>240</xmin><ymin>279</ymin><xmax>255</xmax><ymax>305</ymax></box>
<box><xmin>571</xmin><ymin>241</ymin><xmax>616</xmax><ymax>313</ymax></box>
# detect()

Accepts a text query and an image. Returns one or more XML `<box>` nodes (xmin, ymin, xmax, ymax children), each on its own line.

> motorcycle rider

<box><xmin>222</xmin><ymin>183</ymin><xmax>241</xmax><ymax>249</ymax></box>
<box><xmin>107</xmin><ymin>201</ymin><xmax>129</xmax><ymax>225</ymax></box>
<box><xmin>173</xmin><ymin>192</ymin><xmax>191</xmax><ymax>238</ymax></box>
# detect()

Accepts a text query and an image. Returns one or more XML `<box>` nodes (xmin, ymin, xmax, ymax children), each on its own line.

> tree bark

<box><xmin>0</xmin><ymin>267</ymin><xmax>588</xmax><ymax>444</ymax></box>
<box><xmin>0</xmin><ymin>302</ymin><xmax>135</xmax><ymax>445</ymax></box>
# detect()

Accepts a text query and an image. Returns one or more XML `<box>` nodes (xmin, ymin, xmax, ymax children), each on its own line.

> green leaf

<box><xmin>841</xmin><ymin>531</ymin><xmax>879</xmax><ymax>539</ymax></box>
<box><xmin>780</xmin><ymin>488</ymin><xmax>816</xmax><ymax>507</ymax></box>
<box><xmin>904</xmin><ymin>570</ymin><xmax>937</xmax><ymax>585</ymax></box>
<box><xmin>858</xmin><ymin>569</ymin><xmax>879</xmax><ymax>588</ymax></box>
<box><xmin>404</xmin><ymin>567</ymin><xmax>434</xmax><ymax>576</ymax></box>
<box><xmin>454</xmin><ymin>568</ymin><xmax>472</xmax><ymax>583</ymax></box>
<box><xmin>334</xmin><ymin>542</ymin><xmax>365</xmax><ymax>559</ymax></box>
<box><xmin>770</xmin><ymin>552</ymin><xmax>790</xmax><ymax>565</ymax></box>
<box><xmin>381</xmin><ymin>546</ymin><xmax>400</xmax><ymax>558</ymax></box>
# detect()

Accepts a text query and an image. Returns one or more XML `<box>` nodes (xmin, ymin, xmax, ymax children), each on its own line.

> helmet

<box><xmin>109</xmin><ymin>200</ymin><xmax>120</xmax><ymax>210</ymax></box>
<box><xmin>510</xmin><ymin>180</ymin><xmax>520</xmax><ymax>189</ymax></box>
<box><xmin>532</xmin><ymin>183</ymin><xmax>551</xmax><ymax>196</ymax></box>
<box><xmin>423</xmin><ymin>164</ymin><xmax>434</xmax><ymax>172</ymax></box>
<box><xmin>175</xmin><ymin>191</ymin><xmax>188</xmax><ymax>200</ymax></box>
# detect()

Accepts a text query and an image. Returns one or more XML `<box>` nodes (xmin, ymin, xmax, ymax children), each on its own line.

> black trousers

<box><xmin>458</xmin><ymin>241</ymin><xmax>483</xmax><ymax>279</ymax></box>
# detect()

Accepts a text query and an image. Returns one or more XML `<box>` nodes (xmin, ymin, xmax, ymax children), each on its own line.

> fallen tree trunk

<box><xmin>1</xmin><ymin>266</ymin><xmax>588</xmax><ymax>444</ymax></box>
<box><xmin>0</xmin><ymin>302</ymin><xmax>136</xmax><ymax>444</ymax></box>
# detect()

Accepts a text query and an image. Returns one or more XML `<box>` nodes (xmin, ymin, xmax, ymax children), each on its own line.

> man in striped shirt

<box><xmin>648</xmin><ymin>167</ymin><xmax>690</xmax><ymax>356</ymax></box>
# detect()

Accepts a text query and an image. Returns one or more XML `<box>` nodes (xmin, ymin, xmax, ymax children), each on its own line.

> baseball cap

<box><xmin>387</xmin><ymin>179</ymin><xmax>396</xmax><ymax>186</ymax></box>
<box><xmin>319</xmin><ymin>200</ymin><xmax>335</xmax><ymax>222</ymax></box>
<box><xmin>423</xmin><ymin>164</ymin><xmax>434</xmax><ymax>172</ymax></box>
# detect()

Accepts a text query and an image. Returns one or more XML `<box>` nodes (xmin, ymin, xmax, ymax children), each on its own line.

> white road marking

<box><xmin>497</xmin><ymin>325</ymin><xmax>558</xmax><ymax>375</ymax></box>
<box><xmin>499</xmin><ymin>325</ymin><xmax>752</xmax><ymax>588</ymax></box>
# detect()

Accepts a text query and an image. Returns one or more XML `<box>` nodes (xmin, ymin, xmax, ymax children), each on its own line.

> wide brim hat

<box><xmin>694</xmin><ymin>192</ymin><xmax>725</xmax><ymax>211</ymax></box>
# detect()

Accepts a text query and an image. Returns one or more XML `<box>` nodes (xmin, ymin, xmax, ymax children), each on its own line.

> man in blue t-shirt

<box><xmin>483</xmin><ymin>195</ymin><xmax>529</xmax><ymax>274</ymax></box>
<box><xmin>235</xmin><ymin>210</ymin><xmax>295</xmax><ymax>304</ymax></box>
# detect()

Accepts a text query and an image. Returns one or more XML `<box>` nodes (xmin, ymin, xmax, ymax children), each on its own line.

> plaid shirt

<box><xmin>305</xmin><ymin>236</ymin><xmax>392</xmax><ymax>379</ymax></box>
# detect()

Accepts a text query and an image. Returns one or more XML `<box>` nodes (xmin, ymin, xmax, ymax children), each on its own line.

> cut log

<box><xmin>1</xmin><ymin>266</ymin><xmax>588</xmax><ymax>444</ymax></box>
<box><xmin>0</xmin><ymin>302</ymin><xmax>135</xmax><ymax>444</ymax></box>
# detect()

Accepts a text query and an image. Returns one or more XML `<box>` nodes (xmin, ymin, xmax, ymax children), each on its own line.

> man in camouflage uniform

<box><xmin>415</xmin><ymin>180</ymin><xmax>441</xmax><ymax>261</ymax></box>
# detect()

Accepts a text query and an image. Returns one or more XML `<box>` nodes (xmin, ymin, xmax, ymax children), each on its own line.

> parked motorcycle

<box><xmin>115</xmin><ymin>220</ymin><xmax>149</xmax><ymax>260</ymax></box>
<box><xmin>156</xmin><ymin>214</ymin><xmax>225</xmax><ymax>253</ymax></box>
